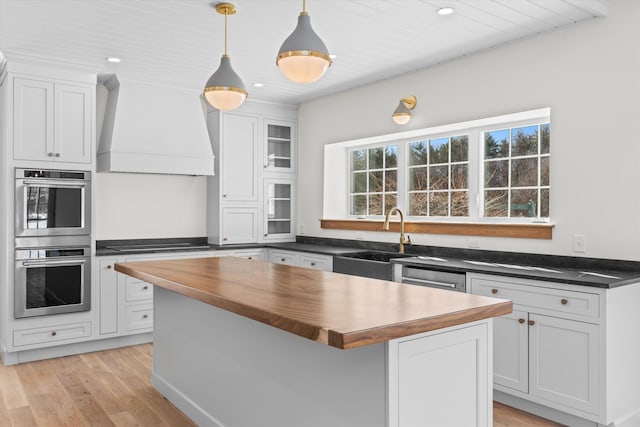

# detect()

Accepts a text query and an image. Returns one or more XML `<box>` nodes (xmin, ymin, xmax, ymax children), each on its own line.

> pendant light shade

<box><xmin>277</xmin><ymin>0</ymin><xmax>332</xmax><ymax>84</ymax></box>
<box><xmin>204</xmin><ymin>3</ymin><xmax>247</xmax><ymax>111</ymax></box>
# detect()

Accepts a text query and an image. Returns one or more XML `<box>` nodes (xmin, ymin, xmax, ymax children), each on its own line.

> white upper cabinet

<box><xmin>264</xmin><ymin>119</ymin><xmax>296</xmax><ymax>174</ymax></box>
<box><xmin>262</xmin><ymin>177</ymin><xmax>296</xmax><ymax>242</ymax></box>
<box><xmin>221</xmin><ymin>113</ymin><xmax>259</xmax><ymax>202</ymax></box>
<box><xmin>13</xmin><ymin>77</ymin><xmax>93</xmax><ymax>164</ymax></box>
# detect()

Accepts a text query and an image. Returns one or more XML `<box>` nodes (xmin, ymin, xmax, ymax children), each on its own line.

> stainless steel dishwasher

<box><xmin>400</xmin><ymin>265</ymin><xmax>466</xmax><ymax>292</ymax></box>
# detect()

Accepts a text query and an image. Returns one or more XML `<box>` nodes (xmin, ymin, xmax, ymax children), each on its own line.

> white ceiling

<box><xmin>0</xmin><ymin>0</ymin><xmax>607</xmax><ymax>105</ymax></box>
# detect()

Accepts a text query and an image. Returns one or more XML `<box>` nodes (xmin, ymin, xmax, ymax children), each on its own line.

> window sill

<box><xmin>320</xmin><ymin>219</ymin><xmax>553</xmax><ymax>240</ymax></box>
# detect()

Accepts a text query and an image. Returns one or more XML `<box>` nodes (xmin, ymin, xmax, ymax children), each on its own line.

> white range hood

<box><xmin>97</xmin><ymin>75</ymin><xmax>215</xmax><ymax>175</ymax></box>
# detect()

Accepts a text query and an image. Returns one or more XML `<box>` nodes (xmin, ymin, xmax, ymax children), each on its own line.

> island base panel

<box><xmin>151</xmin><ymin>287</ymin><xmax>387</xmax><ymax>427</ymax></box>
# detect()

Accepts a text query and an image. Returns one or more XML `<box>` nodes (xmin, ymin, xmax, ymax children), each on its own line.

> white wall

<box><xmin>95</xmin><ymin>172</ymin><xmax>207</xmax><ymax>240</ymax></box>
<box><xmin>297</xmin><ymin>0</ymin><xmax>640</xmax><ymax>261</ymax></box>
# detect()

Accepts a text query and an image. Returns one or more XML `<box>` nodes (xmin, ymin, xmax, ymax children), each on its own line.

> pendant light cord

<box><xmin>302</xmin><ymin>0</ymin><xmax>306</xmax><ymax>13</ymax></box>
<box><xmin>224</xmin><ymin>10</ymin><xmax>228</xmax><ymax>56</ymax></box>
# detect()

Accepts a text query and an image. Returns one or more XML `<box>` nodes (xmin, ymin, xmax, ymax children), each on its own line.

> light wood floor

<box><xmin>0</xmin><ymin>343</ymin><xmax>563</xmax><ymax>427</ymax></box>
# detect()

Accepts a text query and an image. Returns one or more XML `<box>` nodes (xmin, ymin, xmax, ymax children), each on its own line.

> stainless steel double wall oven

<box><xmin>14</xmin><ymin>168</ymin><xmax>92</xmax><ymax>318</ymax></box>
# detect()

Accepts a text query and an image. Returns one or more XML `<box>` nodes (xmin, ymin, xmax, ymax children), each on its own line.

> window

<box><xmin>483</xmin><ymin>124</ymin><xmax>550</xmax><ymax>218</ymax></box>
<box><xmin>336</xmin><ymin>109</ymin><xmax>550</xmax><ymax>223</ymax></box>
<box><xmin>407</xmin><ymin>135</ymin><xmax>469</xmax><ymax>217</ymax></box>
<box><xmin>349</xmin><ymin>145</ymin><xmax>398</xmax><ymax>216</ymax></box>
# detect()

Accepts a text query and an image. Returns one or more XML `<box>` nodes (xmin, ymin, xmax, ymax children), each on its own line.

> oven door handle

<box><xmin>22</xmin><ymin>180</ymin><xmax>87</xmax><ymax>189</ymax></box>
<box><xmin>22</xmin><ymin>259</ymin><xmax>87</xmax><ymax>267</ymax></box>
<box><xmin>402</xmin><ymin>277</ymin><xmax>459</xmax><ymax>288</ymax></box>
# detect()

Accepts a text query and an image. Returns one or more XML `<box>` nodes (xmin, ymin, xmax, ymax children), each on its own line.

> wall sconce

<box><xmin>392</xmin><ymin>95</ymin><xmax>417</xmax><ymax>125</ymax></box>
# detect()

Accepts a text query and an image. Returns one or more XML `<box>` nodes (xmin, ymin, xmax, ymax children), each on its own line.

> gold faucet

<box><xmin>383</xmin><ymin>207</ymin><xmax>411</xmax><ymax>254</ymax></box>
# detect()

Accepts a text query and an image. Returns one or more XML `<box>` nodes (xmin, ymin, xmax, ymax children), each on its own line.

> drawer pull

<box><xmin>247</xmin><ymin>256</ymin><xmax>253</xmax><ymax>260</ymax></box>
<box><xmin>310</xmin><ymin>262</ymin><xmax>316</xmax><ymax>266</ymax></box>
<box><xmin>51</xmin><ymin>331</ymin><xmax>57</xmax><ymax>336</ymax></box>
<box><xmin>528</xmin><ymin>320</ymin><xmax>535</xmax><ymax>326</ymax></box>
<box><xmin>142</xmin><ymin>314</ymin><xmax>149</xmax><ymax>319</ymax></box>
<box><xmin>223</xmin><ymin>237</ymin><xmax>228</xmax><ymax>241</ymax></box>
<box><xmin>107</xmin><ymin>265</ymin><xmax>112</xmax><ymax>269</ymax></box>
<box><xmin>143</xmin><ymin>286</ymin><xmax>149</xmax><ymax>290</ymax></box>
<box><xmin>561</xmin><ymin>298</ymin><xmax>568</xmax><ymax>305</ymax></box>
<box><xmin>518</xmin><ymin>318</ymin><xmax>525</xmax><ymax>324</ymax></box>
<box><xmin>491</xmin><ymin>289</ymin><xmax>498</xmax><ymax>294</ymax></box>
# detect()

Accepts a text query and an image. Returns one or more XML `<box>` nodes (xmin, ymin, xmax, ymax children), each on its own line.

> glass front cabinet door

<box><xmin>262</xmin><ymin>178</ymin><xmax>295</xmax><ymax>242</ymax></box>
<box><xmin>264</xmin><ymin>120</ymin><xmax>296</xmax><ymax>173</ymax></box>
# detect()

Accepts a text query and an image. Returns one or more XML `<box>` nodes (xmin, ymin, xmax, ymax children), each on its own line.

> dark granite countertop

<box><xmin>389</xmin><ymin>256</ymin><xmax>640</xmax><ymax>289</ymax></box>
<box><xmin>95</xmin><ymin>237</ymin><xmax>640</xmax><ymax>289</ymax></box>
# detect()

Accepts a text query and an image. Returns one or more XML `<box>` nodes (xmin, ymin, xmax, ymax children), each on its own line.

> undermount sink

<box><xmin>339</xmin><ymin>251</ymin><xmax>412</xmax><ymax>262</ymax></box>
<box><xmin>333</xmin><ymin>251</ymin><xmax>411</xmax><ymax>281</ymax></box>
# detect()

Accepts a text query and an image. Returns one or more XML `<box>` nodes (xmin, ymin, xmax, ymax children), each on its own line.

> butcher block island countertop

<box><xmin>115</xmin><ymin>256</ymin><xmax>511</xmax><ymax>349</ymax></box>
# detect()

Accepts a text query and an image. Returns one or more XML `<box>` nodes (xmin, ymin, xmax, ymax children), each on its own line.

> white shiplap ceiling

<box><xmin>0</xmin><ymin>0</ymin><xmax>607</xmax><ymax>105</ymax></box>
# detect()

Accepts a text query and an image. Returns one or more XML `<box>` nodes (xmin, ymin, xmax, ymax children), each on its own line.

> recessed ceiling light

<box><xmin>253</xmin><ymin>83</ymin><xmax>264</xmax><ymax>88</ymax></box>
<box><xmin>437</xmin><ymin>7</ymin><xmax>454</xmax><ymax>16</ymax></box>
<box><xmin>106</xmin><ymin>57</ymin><xmax>121</xmax><ymax>63</ymax></box>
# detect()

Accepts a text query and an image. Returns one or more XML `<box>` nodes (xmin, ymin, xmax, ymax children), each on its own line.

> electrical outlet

<box><xmin>573</xmin><ymin>234</ymin><xmax>586</xmax><ymax>253</ymax></box>
<box><xmin>468</xmin><ymin>238</ymin><xmax>480</xmax><ymax>249</ymax></box>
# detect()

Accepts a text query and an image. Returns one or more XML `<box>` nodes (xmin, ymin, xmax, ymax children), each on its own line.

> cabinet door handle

<box><xmin>518</xmin><ymin>318</ymin><xmax>525</xmax><ymax>324</ymax></box>
<box><xmin>143</xmin><ymin>286</ymin><xmax>148</xmax><ymax>290</ymax></box>
<box><xmin>223</xmin><ymin>237</ymin><xmax>228</xmax><ymax>241</ymax></box>
<box><xmin>561</xmin><ymin>298</ymin><xmax>568</xmax><ymax>305</ymax></box>
<box><xmin>264</xmin><ymin>233</ymin><xmax>268</xmax><ymax>237</ymax></box>
<box><xmin>223</xmin><ymin>194</ymin><xmax>227</xmax><ymax>198</ymax></box>
<box><xmin>280</xmin><ymin>258</ymin><xmax>286</xmax><ymax>262</ymax></box>
<box><xmin>107</xmin><ymin>265</ymin><xmax>112</xmax><ymax>269</ymax></box>
<box><xmin>491</xmin><ymin>289</ymin><xmax>498</xmax><ymax>294</ymax></box>
<box><xmin>528</xmin><ymin>320</ymin><xmax>535</xmax><ymax>326</ymax></box>
<box><xmin>247</xmin><ymin>256</ymin><xmax>253</xmax><ymax>260</ymax></box>
<box><xmin>143</xmin><ymin>314</ymin><xmax>149</xmax><ymax>319</ymax></box>
<box><xmin>51</xmin><ymin>331</ymin><xmax>57</xmax><ymax>336</ymax></box>
<box><xmin>47</xmin><ymin>152</ymin><xmax>54</xmax><ymax>157</ymax></box>
<box><xmin>55</xmin><ymin>153</ymin><xmax>61</xmax><ymax>158</ymax></box>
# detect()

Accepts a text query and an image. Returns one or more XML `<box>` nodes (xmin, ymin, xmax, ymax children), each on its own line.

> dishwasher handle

<box><xmin>402</xmin><ymin>277</ymin><xmax>458</xmax><ymax>289</ymax></box>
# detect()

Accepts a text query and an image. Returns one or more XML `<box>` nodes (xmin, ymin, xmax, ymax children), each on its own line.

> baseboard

<box><xmin>494</xmin><ymin>390</ymin><xmax>599</xmax><ymax>427</ymax></box>
<box><xmin>0</xmin><ymin>333</ymin><xmax>153</xmax><ymax>366</ymax></box>
<box><xmin>151</xmin><ymin>372</ymin><xmax>222</xmax><ymax>427</ymax></box>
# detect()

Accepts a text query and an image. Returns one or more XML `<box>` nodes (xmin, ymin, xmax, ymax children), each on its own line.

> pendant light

<box><xmin>204</xmin><ymin>3</ymin><xmax>247</xmax><ymax>111</ymax></box>
<box><xmin>276</xmin><ymin>0</ymin><xmax>332</xmax><ymax>84</ymax></box>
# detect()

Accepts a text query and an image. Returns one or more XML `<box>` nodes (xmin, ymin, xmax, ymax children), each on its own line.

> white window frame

<box><xmin>323</xmin><ymin>108</ymin><xmax>551</xmax><ymax>224</ymax></box>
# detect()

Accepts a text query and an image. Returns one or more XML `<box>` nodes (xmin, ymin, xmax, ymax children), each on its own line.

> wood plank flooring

<box><xmin>0</xmin><ymin>344</ymin><xmax>563</xmax><ymax>427</ymax></box>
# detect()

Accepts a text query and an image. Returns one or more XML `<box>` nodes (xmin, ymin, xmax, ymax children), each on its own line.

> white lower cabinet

<box><xmin>229</xmin><ymin>249</ymin><xmax>266</xmax><ymax>261</ymax></box>
<box><xmin>528</xmin><ymin>313</ymin><xmax>599</xmax><ymax>414</ymax></box>
<box><xmin>221</xmin><ymin>207</ymin><xmax>259</xmax><ymax>244</ymax></box>
<box><xmin>493</xmin><ymin>310</ymin><xmax>529</xmax><ymax>393</ymax></box>
<box><xmin>469</xmin><ymin>273</ymin><xmax>606</xmax><ymax>424</ymax></box>
<box><xmin>13</xmin><ymin>322</ymin><xmax>92</xmax><ymax>347</ymax></box>
<box><xmin>98</xmin><ymin>251</ymin><xmax>227</xmax><ymax>338</ymax></box>
<box><xmin>267</xmin><ymin>249</ymin><xmax>333</xmax><ymax>272</ymax></box>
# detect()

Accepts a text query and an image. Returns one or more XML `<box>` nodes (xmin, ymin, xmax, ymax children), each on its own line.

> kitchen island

<box><xmin>115</xmin><ymin>256</ymin><xmax>512</xmax><ymax>427</ymax></box>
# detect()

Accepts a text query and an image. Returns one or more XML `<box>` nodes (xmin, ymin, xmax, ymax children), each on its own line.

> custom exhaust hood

<box><xmin>97</xmin><ymin>75</ymin><xmax>215</xmax><ymax>175</ymax></box>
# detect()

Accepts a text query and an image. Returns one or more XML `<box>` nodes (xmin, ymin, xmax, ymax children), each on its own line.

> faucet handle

<box><xmin>404</xmin><ymin>234</ymin><xmax>412</xmax><ymax>245</ymax></box>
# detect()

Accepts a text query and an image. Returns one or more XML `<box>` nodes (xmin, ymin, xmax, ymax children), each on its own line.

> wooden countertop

<box><xmin>115</xmin><ymin>257</ymin><xmax>512</xmax><ymax>349</ymax></box>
